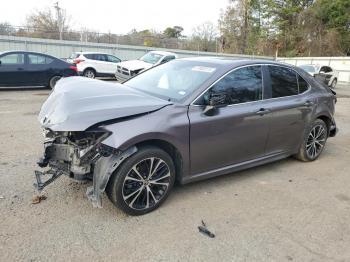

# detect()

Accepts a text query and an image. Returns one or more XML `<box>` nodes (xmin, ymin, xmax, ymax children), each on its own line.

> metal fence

<box><xmin>0</xmin><ymin>35</ymin><xmax>272</xmax><ymax>61</ymax></box>
<box><xmin>277</xmin><ymin>57</ymin><xmax>350</xmax><ymax>83</ymax></box>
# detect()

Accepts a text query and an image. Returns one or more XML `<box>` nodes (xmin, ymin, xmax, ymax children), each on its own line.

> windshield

<box><xmin>299</xmin><ymin>65</ymin><xmax>316</xmax><ymax>73</ymax></box>
<box><xmin>140</xmin><ymin>52</ymin><xmax>163</xmax><ymax>64</ymax></box>
<box><xmin>125</xmin><ymin>60</ymin><xmax>218</xmax><ymax>102</ymax></box>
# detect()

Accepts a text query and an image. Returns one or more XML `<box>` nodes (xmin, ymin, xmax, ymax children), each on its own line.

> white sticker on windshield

<box><xmin>191</xmin><ymin>66</ymin><xmax>216</xmax><ymax>73</ymax></box>
<box><xmin>178</xmin><ymin>91</ymin><xmax>186</xmax><ymax>96</ymax></box>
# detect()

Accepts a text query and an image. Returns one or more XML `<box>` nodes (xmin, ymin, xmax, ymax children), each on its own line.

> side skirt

<box><xmin>181</xmin><ymin>151</ymin><xmax>292</xmax><ymax>184</ymax></box>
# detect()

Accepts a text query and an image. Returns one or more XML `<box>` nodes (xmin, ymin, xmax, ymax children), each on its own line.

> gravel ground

<box><xmin>0</xmin><ymin>83</ymin><xmax>350</xmax><ymax>262</ymax></box>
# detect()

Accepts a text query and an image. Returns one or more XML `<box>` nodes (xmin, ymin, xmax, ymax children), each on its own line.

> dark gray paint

<box><xmin>38</xmin><ymin>58</ymin><xmax>337</xmax><ymax>186</ymax></box>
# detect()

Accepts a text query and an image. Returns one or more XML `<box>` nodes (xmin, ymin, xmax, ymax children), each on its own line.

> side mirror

<box><xmin>203</xmin><ymin>92</ymin><xmax>228</xmax><ymax>116</ymax></box>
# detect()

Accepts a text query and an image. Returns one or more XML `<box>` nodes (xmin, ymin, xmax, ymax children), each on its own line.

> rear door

<box><xmin>188</xmin><ymin>65</ymin><xmax>270</xmax><ymax>175</ymax></box>
<box><xmin>93</xmin><ymin>54</ymin><xmax>109</xmax><ymax>74</ymax></box>
<box><xmin>263</xmin><ymin>65</ymin><xmax>314</xmax><ymax>155</ymax></box>
<box><xmin>0</xmin><ymin>52</ymin><xmax>26</xmax><ymax>86</ymax></box>
<box><xmin>27</xmin><ymin>54</ymin><xmax>55</xmax><ymax>85</ymax></box>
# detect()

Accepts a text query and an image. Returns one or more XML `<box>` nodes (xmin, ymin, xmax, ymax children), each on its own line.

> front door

<box><xmin>188</xmin><ymin>65</ymin><xmax>270</xmax><ymax>175</ymax></box>
<box><xmin>0</xmin><ymin>52</ymin><xmax>27</xmax><ymax>86</ymax></box>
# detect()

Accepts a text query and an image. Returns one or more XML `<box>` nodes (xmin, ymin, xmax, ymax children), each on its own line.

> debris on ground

<box><xmin>0</xmin><ymin>195</ymin><xmax>5</xmax><ymax>199</ymax></box>
<box><xmin>198</xmin><ymin>220</ymin><xmax>215</xmax><ymax>238</ymax></box>
<box><xmin>32</xmin><ymin>194</ymin><xmax>47</xmax><ymax>204</ymax></box>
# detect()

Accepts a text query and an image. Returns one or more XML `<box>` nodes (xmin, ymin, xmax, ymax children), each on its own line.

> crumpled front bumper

<box><xmin>34</xmin><ymin>142</ymin><xmax>137</xmax><ymax>208</ymax></box>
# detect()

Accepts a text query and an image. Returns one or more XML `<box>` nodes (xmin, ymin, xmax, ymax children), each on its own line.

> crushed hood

<box><xmin>117</xmin><ymin>60</ymin><xmax>153</xmax><ymax>71</ymax></box>
<box><xmin>39</xmin><ymin>77</ymin><xmax>171</xmax><ymax>131</ymax></box>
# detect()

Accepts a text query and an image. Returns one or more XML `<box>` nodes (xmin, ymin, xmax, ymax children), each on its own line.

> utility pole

<box><xmin>54</xmin><ymin>2</ymin><xmax>63</xmax><ymax>40</ymax></box>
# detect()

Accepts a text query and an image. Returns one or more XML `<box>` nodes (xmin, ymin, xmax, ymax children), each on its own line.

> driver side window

<box><xmin>203</xmin><ymin>65</ymin><xmax>263</xmax><ymax>105</ymax></box>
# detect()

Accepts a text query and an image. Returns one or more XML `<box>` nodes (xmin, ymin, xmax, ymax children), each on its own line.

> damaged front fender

<box><xmin>86</xmin><ymin>146</ymin><xmax>137</xmax><ymax>208</ymax></box>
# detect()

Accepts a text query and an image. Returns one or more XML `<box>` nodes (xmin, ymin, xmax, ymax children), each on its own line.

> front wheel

<box><xmin>106</xmin><ymin>146</ymin><xmax>176</xmax><ymax>216</ymax></box>
<box><xmin>295</xmin><ymin>119</ymin><xmax>328</xmax><ymax>161</ymax></box>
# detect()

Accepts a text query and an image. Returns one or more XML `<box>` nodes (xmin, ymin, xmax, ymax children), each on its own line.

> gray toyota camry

<box><xmin>35</xmin><ymin>57</ymin><xmax>337</xmax><ymax>215</ymax></box>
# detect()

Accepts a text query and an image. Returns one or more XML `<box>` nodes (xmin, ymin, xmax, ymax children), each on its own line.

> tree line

<box><xmin>0</xmin><ymin>0</ymin><xmax>349</xmax><ymax>57</ymax></box>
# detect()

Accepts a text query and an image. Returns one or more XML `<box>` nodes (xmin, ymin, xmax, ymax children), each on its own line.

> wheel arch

<box><xmin>83</xmin><ymin>67</ymin><xmax>97</xmax><ymax>74</ymax></box>
<box><xmin>316</xmin><ymin>114</ymin><xmax>331</xmax><ymax>134</ymax></box>
<box><xmin>134</xmin><ymin>139</ymin><xmax>184</xmax><ymax>183</ymax></box>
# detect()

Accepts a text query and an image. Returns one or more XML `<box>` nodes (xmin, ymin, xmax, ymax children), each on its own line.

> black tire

<box><xmin>106</xmin><ymin>146</ymin><xmax>176</xmax><ymax>216</ymax></box>
<box><xmin>294</xmin><ymin>119</ymin><xmax>328</xmax><ymax>162</ymax></box>
<box><xmin>48</xmin><ymin>75</ymin><xmax>61</xmax><ymax>89</ymax></box>
<box><xmin>83</xmin><ymin>68</ymin><xmax>96</xmax><ymax>78</ymax></box>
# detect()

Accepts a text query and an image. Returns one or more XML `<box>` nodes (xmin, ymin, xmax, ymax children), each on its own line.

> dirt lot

<box><xmin>1</xmin><ymin>83</ymin><xmax>350</xmax><ymax>262</ymax></box>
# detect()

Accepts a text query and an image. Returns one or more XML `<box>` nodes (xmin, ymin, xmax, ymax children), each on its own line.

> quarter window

<box><xmin>298</xmin><ymin>75</ymin><xmax>309</xmax><ymax>93</ymax></box>
<box><xmin>206</xmin><ymin>66</ymin><xmax>263</xmax><ymax>105</ymax></box>
<box><xmin>268</xmin><ymin>66</ymin><xmax>298</xmax><ymax>98</ymax></box>
<box><xmin>0</xmin><ymin>53</ymin><xmax>24</xmax><ymax>64</ymax></box>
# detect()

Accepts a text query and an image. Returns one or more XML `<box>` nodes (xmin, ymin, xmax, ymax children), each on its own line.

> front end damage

<box><xmin>34</xmin><ymin>128</ymin><xmax>136</xmax><ymax>207</ymax></box>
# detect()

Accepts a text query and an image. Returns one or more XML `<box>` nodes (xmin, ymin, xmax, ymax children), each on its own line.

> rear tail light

<box><xmin>69</xmin><ymin>66</ymin><xmax>78</xmax><ymax>72</ymax></box>
<box><xmin>73</xmin><ymin>58</ymin><xmax>84</xmax><ymax>64</ymax></box>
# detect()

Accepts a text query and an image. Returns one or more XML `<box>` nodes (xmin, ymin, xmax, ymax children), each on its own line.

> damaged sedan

<box><xmin>35</xmin><ymin>58</ymin><xmax>337</xmax><ymax>215</ymax></box>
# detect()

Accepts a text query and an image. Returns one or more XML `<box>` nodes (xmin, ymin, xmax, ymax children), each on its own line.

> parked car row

<box><xmin>0</xmin><ymin>50</ymin><xmax>177</xmax><ymax>88</ymax></box>
<box><xmin>0</xmin><ymin>50</ymin><xmax>339</xmax><ymax>89</ymax></box>
<box><xmin>67</xmin><ymin>50</ymin><xmax>177</xmax><ymax>81</ymax></box>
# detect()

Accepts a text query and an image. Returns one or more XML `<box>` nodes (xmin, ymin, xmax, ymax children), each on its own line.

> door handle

<box><xmin>304</xmin><ymin>100</ymin><xmax>314</xmax><ymax>107</ymax></box>
<box><xmin>17</xmin><ymin>68</ymin><xmax>24</xmax><ymax>71</ymax></box>
<box><xmin>255</xmin><ymin>108</ymin><xmax>271</xmax><ymax>116</ymax></box>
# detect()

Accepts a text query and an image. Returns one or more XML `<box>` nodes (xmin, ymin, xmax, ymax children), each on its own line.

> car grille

<box><xmin>117</xmin><ymin>66</ymin><xmax>130</xmax><ymax>76</ymax></box>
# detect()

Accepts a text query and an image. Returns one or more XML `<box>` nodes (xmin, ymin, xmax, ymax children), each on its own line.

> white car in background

<box><xmin>299</xmin><ymin>64</ymin><xmax>338</xmax><ymax>88</ymax></box>
<box><xmin>68</xmin><ymin>52</ymin><xmax>121</xmax><ymax>78</ymax></box>
<box><xmin>115</xmin><ymin>51</ymin><xmax>178</xmax><ymax>82</ymax></box>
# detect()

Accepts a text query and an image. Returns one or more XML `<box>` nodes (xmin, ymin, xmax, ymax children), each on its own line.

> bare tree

<box><xmin>191</xmin><ymin>22</ymin><xmax>218</xmax><ymax>52</ymax></box>
<box><xmin>25</xmin><ymin>6</ymin><xmax>71</xmax><ymax>39</ymax></box>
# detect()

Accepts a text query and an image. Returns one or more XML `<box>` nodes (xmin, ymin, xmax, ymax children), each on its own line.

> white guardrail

<box><xmin>277</xmin><ymin>57</ymin><xmax>350</xmax><ymax>83</ymax></box>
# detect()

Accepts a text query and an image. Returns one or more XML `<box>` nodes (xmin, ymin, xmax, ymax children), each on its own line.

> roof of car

<box><xmin>179</xmin><ymin>56</ymin><xmax>287</xmax><ymax>67</ymax></box>
<box><xmin>149</xmin><ymin>50</ymin><xmax>178</xmax><ymax>57</ymax></box>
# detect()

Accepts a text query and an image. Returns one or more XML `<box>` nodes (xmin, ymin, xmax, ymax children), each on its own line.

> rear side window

<box><xmin>84</xmin><ymin>54</ymin><xmax>94</xmax><ymax>59</ymax></box>
<box><xmin>268</xmin><ymin>66</ymin><xmax>298</xmax><ymax>98</ymax></box>
<box><xmin>28</xmin><ymin>54</ymin><xmax>53</xmax><ymax>64</ymax></box>
<box><xmin>0</xmin><ymin>53</ymin><xmax>24</xmax><ymax>64</ymax></box>
<box><xmin>298</xmin><ymin>75</ymin><xmax>309</xmax><ymax>93</ymax></box>
<box><xmin>93</xmin><ymin>54</ymin><xmax>107</xmax><ymax>61</ymax></box>
<box><xmin>208</xmin><ymin>65</ymin><xmax>263</xmax><ymax>105</ymax></box>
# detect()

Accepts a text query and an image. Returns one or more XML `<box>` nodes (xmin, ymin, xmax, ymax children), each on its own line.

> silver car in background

<box><xmin>299</xmin><ymin>64</ymin><xmax>338</xmax><ymax>88</ymax></box>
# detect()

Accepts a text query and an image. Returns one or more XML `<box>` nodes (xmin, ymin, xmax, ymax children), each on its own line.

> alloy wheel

<box><xmin>84</xmin><ymin>70</ymin><xmax>95</xmax><ymax>78</ymax></box>
<box><xmin>306</xmin><ymin>124</ymin><xmax>327</xmax><ymax>159</ymax></box>
<box><xmin>122</xmin><ymin>157</ymin><xmax>171</xmax><ymax>210</ymax></box>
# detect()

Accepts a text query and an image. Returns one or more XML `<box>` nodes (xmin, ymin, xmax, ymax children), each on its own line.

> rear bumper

<box><xmin>329</xmin><ymin>119</ymin><xmax>338</xmax><ymax>137</ymax></box>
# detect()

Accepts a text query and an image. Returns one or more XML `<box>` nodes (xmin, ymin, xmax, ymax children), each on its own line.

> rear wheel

<box><xmin>295</xmin><ymin>119</ymin><xmax>328</xmax><ymax>161</ymax></box>
<box><xmin>83</xmin><ymin>69</ymin><xmax>96</xmax><ymax>78</ymax></box>
<box><xmin>48</xmin><ymin>75</ymin><xmax>61</xmax><ymax>89</ymax></box>
<box><xmin>106</xmin><ymin>146</ymin><xmax>175</xmax><ymax>216</ymax></box>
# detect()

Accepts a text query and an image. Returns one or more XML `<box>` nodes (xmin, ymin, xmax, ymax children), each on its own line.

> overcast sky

<box><xmin>1</xmin><ymin>0</ymin><xmax>229</xmax><ymax>35</ymax></box>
